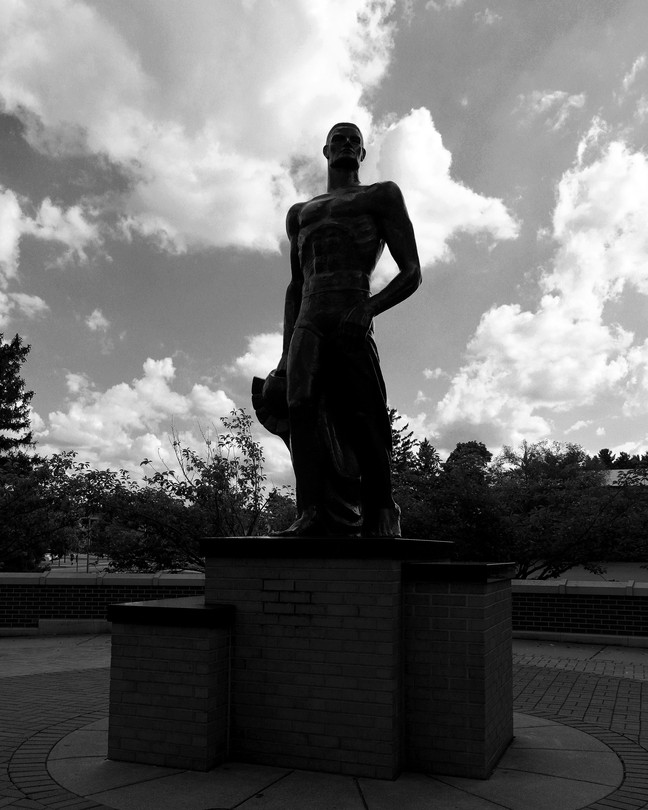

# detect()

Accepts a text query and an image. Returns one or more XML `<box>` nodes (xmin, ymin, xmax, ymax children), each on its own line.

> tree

<box><xmin>445</xmin><ymin>441</ymin><xmax>492</xmax><ymax>480</ymax></box>
<box><xmin>99</xmin><ymin>410</ymin><xmax>295</xmax><ymax>571</ymax></box>
<box><xmin>431</xmin><ymin>440</ymin><xmax>500</xmax><ymax>557</ymax></box>
<box><xmin>0</xmin><ymin>452</ymin><xmax>89</xmax><ymax>571</ymax></box>
<box><xmin>0</xmin><ymin>334</ymin><xmax>33</xmax><ymax>452</ymax></box>
<box><xmin>596</xmin><ymin>448</ymin><xmax>616</xmax><ymax>469</ymax></box>
<box><xmin>387</xmin><ymin>411</ymin><xmax>442</xmax><ymax>539</ymax></box>
<box><xmin>488</xmin><ymin>441</ymin><xmax>618</xmax><ymax>578</ymax></box>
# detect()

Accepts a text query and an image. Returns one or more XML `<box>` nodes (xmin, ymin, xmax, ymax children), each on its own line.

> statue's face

<box><xmin>323</xmin><ymin>125</ymin><xmax>365</xmax><ymax>169</ymax></box>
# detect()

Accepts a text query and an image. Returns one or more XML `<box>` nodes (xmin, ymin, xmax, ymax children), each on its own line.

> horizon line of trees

<box><xmin>2</xmin><ymin>331</ymin><xmax>648</xmax><ymax>576</ymax></box>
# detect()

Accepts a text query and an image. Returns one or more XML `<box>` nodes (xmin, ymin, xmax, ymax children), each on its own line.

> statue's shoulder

<box><xmin>369</xmin><ymin>180</ymin><xmax>404</xmax><ymax>202</ymax></box>
<box><xmin>286</xmin><ymin>201</ymin><xmax>306</xmax><ymax>236</ymax></box>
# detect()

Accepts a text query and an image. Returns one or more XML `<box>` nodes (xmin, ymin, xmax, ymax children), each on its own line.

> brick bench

<box><xmin>107</xmin><ymin>596</ymin><xmax>233</xmax><ymax>771</ymax></box>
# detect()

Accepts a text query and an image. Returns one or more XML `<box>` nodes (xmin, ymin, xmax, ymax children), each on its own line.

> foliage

<box><xmin>0</xmin><ymin>409</ymin><xmax>296</xmax><ymax>572</ymax></box>
<box><xmin>591</xmin><ymin>448</ymin><xmax>648</xmax><ymax>469</ymax></box>
<box><xmin>0</xmin><ymin>451</ymin><xmax>99</xmax><ymax>571</ymax></box>
<box><xmin>4</xmin><ymin>388</ymin><xmax>646</xmax><ymax>577</ymax></box>
<box><xmin>99</xmin><ymin>410</ymin><xmax>295</xmax><ymax>571</ymax></box>
<box><xmin>0</xmin><ymin>334</ymin><xmax>33</xmax><ymax>452</ymax></box>
<box><xmin>486</xmin><ymin>442</ymin><xmax>612</xmax><ymax>578</ymax></box>
<box><xmin>388</xmin><ymin>422</ymin><xmax>648</xmax><ymax>579</ymax></box>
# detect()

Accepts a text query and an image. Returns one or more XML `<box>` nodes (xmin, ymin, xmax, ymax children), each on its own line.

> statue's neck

<box><xmin>327</xmin><ymin>166</ymin><xmax>361</xmax><ymax>192</ymax></box>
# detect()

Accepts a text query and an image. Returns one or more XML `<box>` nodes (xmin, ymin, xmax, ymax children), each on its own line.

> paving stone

<box><xmin>2</xmin><ymin>635</ymin><xmax>648</xmax><ymax>808</ymax></box>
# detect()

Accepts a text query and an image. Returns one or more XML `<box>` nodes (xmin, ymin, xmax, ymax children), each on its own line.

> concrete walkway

<box><xmin>1</xmin><ymin>635</ymin><xmax>647</xmax><ymax>809</ymax></box>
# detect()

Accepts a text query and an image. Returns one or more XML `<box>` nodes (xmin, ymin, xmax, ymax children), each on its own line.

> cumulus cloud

<box><xmin>474</xmin><ymin>9</ymin><xmax>502</xmax><ymax>26</ymax></box>
<box><xmin>85</xmin><ymin>309</ymin><xmax>110</xmax><ymax>332</ymax></box>
<box><xmin>25</xmin><ymin>198</ymin><xmax>99</xmax><ymax>261</ymax></box>
<box><xmin>0</xmin><ymin>183</ymin><xmax>99</xmax><ymax>325</ymax></box>
<box><xmin>0</xmin><ymin>3</ymin><xmax>518</xmax><ymax>269</ymax></box>
<box><xmin>426</xmin><ymin>0</ymin><xmax>466</xmax><ymax>10</ymax></box>
<box><xmin>0</xmin><ymin>291</ymin><xmax>49</xmax><ymax>328</ymax></box>
<box><xmin>0</xmin><ymin>0</ymin><xmax>397</xmax><ymax>254</ymax></box>
<box><xmin>0</xmin><ymin>188</ymin><xmax>24</xmax><ymax>281</ymax></box>
<box><xmin>37</xmin><ymin>357</ymin><xmax>236</xmax><ymax>472</ymax></box>
<box><xmin>636</xmin><ymin>95</ymin><xmax>648</xmax><ymax>122</ymax></box>
<box><xmin>433</xmin><ymin>122</ymin><xmax>648</xmax><ymax>449</ymax></box>
<box><xmin>423</xmin><ymin>367</ymin><xmax>447</xmax><ymax>380</ymax></box>
<box><xmin>621</xmin><ymin>54</ymin><xmax>646</xmax><ymax>97</ymax></box>
<box><xmin>230</xmin><ymin>332</ymin><xmax>284</xmax><ymax>379</ymax></box>
<box><xmin>363</xmin><ymin>108</ymin><xmax>518</xmax><ymax>283</ymax></box>
<box><xmin>0</xmin><ymin>187</ymin><xmax>99</xmax><ymax>282</ymax></box>
<box><xmin>516</xmin><ymin>90</ymin><xmax>586</xmax><ymax>132</ymax></box>
<box><xmin>565</xmin><ymin>419</ymin><xmax>593</xmax><ymax>435</ymax></box>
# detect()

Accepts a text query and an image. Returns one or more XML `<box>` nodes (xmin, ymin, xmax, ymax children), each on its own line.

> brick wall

<box><xmin>0</xmin><ymin>572</ymin><xmax>204</xmax><ymax>629</ymax></box>
<box><xmin>205</xmin><ymin>554</ymin><xmax>404</xmax><ymax>779</ymax></box>
<box><xmin>513</xmin><ymin>580</ymin><xmax>648</xmax><ymax>639</ymax></box>
<box><xmin>4</xmin><ymin>571</ymin><xmax>648</xmax><ymax>642</ymax></box>
<box><xmin>403</xmin><ymin>564</ymin><xmax>513</xmax><ymax>779</ymax></box>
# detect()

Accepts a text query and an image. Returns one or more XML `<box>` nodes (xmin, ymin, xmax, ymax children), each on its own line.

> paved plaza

<box><xmin>0</xmin><ymin>634</ymin><xmax>647</xmax><ymax>809</ymax></box>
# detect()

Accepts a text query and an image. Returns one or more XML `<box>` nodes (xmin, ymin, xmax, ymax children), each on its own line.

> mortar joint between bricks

<box><xmin>263</xmin><ymin>579</ymin><xmax>296</xmax><ymax>591</ymax></box>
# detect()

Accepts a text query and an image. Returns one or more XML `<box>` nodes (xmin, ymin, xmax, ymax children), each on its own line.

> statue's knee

<box><xmin>288</xmin><ymin>394</ymin><xmax>315</xmax><ymax>416</ymax></box>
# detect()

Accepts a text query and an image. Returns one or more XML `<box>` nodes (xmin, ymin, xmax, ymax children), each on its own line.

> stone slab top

<box><xmin>200</xmin><ymin>536</ymin><xmax>453</xmax><ymax>560</ymax></box>
<box><xmin>107</xmin><ymin>595</ymin><xmax>234</xmax><ymax>628</ymax></box>
<box><xmin>404</xmin><ymin>561</ymin><xmax>517</xmax><ymax>582</ymax></box>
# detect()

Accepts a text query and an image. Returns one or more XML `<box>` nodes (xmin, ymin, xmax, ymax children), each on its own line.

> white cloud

<box><xmin>0</xmin><ymin>290</ymin><xmax>49</xmax><ymax>328</ymax></box>
<box><xmin>0</xmin><ymin>4</ymin><xmax>519</xmax><ymax>275</ymax></box>
<box><xmin>363</xmin><ymin>108</ymin><xmax>518</xmax><ymax>281</ymax></box>
<box><xmin>517</xmin><ymin>90</ymin><xmax>586</xmax><ymax>132</ymax></box>
<box><xmin>85</xmin><ymin>308</ymin><xmax>113</xmax><ymax>354</ymax></box>
<box><xmin>0</xmin><ymin>184</ymin><xmax>99</xmax><ymax>325</ymax></box>
<box><xmin>474</xmin><ymin>9</ymin><xmax>502</xmax><ymax>26</ymax></box>
<box><xmin>38</xmin><ymin>357</ymin><xmax>236</xmax><ymax>472</ymax></box>
<box><xmin>0</xmin><ymin>188</ymin><xmax>24</xmax><ymax>281</ymax></box>
<box><xmin>259</xmin><ymin>434</ymin><xmax>293</xmax><ymax>486</ymax></box>
<box><xmin>636</xmin><ymin>95</ymin><xmax>648</xmax><ymax>122</ymax></box>
<box><xmin>565</xmin><ymin>419</ymin><xmax>592</xmax><ymax>435</ymax></box>
<box><xmin>24</xmin><ymin>198</ymin><xmax>99</xmax><ymax>263</ymax></box>
<box><xmin>621</xmin><ymin>54</ymin><xmax>646</xmax><ymax>96</ymax></box>
<box><xmin>85</xmin><ymin>309</ymin><xmax>110</xmax><ymax>332</ymax></box>
<box><xmin>0</xmin><ymin>187</ymin><xmax>98</xmax><ymax>282</ymax></box>
<box><xmin>231</xmin><ymin>332</ymin><xmax>283</xmax><ymax>379</ymax></box>
<box><xmin>426</xmin><ymin>0</ymin><xmax>466</xmax><ymax>10</ymax></box>
<box><xmin>423</xmin><ymin>366</ymin><xmax>447</xmax><ymax>380</ymax></box>
<box><xmin>0</xmin><ymin>0</ymin><xmax>396</xmax><ymax>254</ymax></box>
<box><xmin>434</xmin><ymin>123</ymin><xmax>648</xmax><ymax>449</ymax></box>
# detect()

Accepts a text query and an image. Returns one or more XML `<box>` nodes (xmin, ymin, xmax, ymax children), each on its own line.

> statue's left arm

<box><xmin>342</xmin><ymin>182</ymin><xmax>421</xmax><ymax>336</ymax></box>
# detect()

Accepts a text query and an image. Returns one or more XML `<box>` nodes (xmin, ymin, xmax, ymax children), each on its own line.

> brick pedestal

<box><xmin>202</xmin><ymin>538</ymin><xmax>447</xmax><ymax>779</ymax></box>
<box><xmin>107</xmin><ymin>597</ymin><xmax>233</xmax><ymax>771</ymax></box>
<box><xmin>403</xmin><ymin>563</ymin><xmax>515</xmax><ymax>778</ymax></box>
<box><xmin>107</xmin><ymin>541</ymin><xmax>514</xmax><ymax>780</ymax></box>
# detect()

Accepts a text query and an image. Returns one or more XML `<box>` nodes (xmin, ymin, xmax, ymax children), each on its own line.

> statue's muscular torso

<box><xmin>289</xmin><ymin>184</ymin><xmax>386</xmax><ymax>298</ymax></box>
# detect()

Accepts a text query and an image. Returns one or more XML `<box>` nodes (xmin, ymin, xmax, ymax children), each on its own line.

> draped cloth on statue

<box><xmin>252</xmin><ymin>327</ymin><xmax>392</xmax><ymax>536</ymax></box>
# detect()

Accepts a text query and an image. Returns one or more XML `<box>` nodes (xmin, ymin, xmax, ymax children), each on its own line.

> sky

<box><xmin>2</xmin><ymin>0</ymin><xmax>648</xmax><ymax>486</ymax></box>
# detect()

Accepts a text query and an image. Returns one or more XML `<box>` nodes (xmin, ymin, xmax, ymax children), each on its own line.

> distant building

<box><xmin>604</xmin><ymin>469</ymin><xmax>648</xmax><ymax>486</ymax></box>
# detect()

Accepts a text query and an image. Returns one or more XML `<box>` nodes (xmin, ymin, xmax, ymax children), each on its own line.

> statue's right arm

<box><xmin>276</xmin><ymin>203</ymin><xmax>304</xmax><ymax>375</ymax></box>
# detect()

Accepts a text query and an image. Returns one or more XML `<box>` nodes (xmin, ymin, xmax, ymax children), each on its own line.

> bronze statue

<box><xmin>252</xmin><ymin>123</ymin><xmax>421</xmax><ymax>537</ymax></box>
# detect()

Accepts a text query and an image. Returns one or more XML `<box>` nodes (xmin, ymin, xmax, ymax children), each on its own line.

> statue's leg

<box><xmin>354</xmin><ymin>415</ymin><xmax>401</xmax><ymax>537</ymax></box>
<box><xmin>332</xmin><ymin>336</ymin><xmax>401</xmax><ymax>537</ymax></box>
<box><xmin>272</xmin><ymin>327</ymin><xmax>327</xmax><ymax>537</ymax></box>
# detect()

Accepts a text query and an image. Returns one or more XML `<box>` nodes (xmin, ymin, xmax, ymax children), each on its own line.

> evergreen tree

<box><xmin>0</xmin><ymin>334</ymin><xmax>33</xmax><ymax>452</ymax></box>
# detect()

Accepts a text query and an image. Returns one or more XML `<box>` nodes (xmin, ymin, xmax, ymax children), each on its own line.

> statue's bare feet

<box><xmin>362</xmin><ymin>505</ymin><xmax>401</xmax><ymax>538</ymax></box>
<box><xmin>271</xmin><ymin>507</ymin><xmax>326</xmax><ymax>537</ymax></box>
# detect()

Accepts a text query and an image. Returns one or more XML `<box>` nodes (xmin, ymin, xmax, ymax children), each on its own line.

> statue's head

<box><xmin>323</xmin><ymin>122</ymin><xmax>366</xmax><ymax>169</ymax></box>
